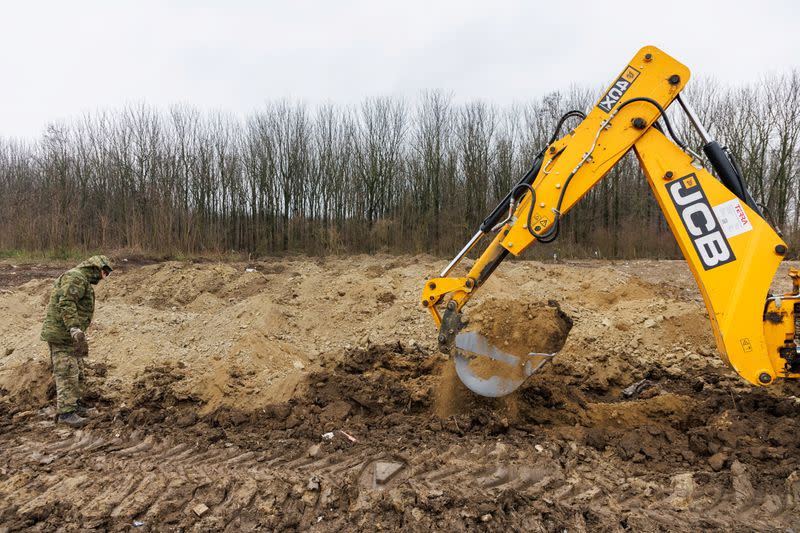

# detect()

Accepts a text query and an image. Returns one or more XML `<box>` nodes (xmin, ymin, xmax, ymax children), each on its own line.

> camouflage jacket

<box><xmin>40</xmin><ymin>264</ymin><xmax>101</xmax><ymax>344</ymax></box>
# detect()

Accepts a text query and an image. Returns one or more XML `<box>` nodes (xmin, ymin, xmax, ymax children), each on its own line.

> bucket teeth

<box><xmin>453</xmin><ymin>331</ymin><xmax>554</xmax><ymax>398</ymax></box>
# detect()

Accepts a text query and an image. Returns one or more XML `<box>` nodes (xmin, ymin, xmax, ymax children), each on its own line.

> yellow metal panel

<box><xmin>502</xmin><ymin>45</ymin><xmax>690</xmax><ymax>255</ymax></box>
<box><xmin>634</xmin><ymin>128</ymin><xmax>788</xmax><ymax>385</ymax></box>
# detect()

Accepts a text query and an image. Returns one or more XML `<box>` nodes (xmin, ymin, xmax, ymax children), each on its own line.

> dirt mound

<box><xmin>451</xmin><ymin>298</ymin><xmax>573</xmax><ymax>403</ymax></box>
<box><xmin>105</xmin><ymin>261</ymin><xmax>269</xmax><ymax>309</ymax></box>
<box><xmin>465</xmin><ymin>298</ymin><xmax>573</xmax><ymax>357</ymax></box>
<box><xmin>0</xmin><ymin>359</ymin><xmax>52</xmax><ymax>412</ymax></box>
<box><xmin>6</xmin><ymin>341</ymin><xmax>800</xmax><ymax>530</ymax></box>
<box><xmin>2</xmin><ymin>257</ymin><xmax>800</xmax><ymax>530</ymax></box>
<box><xmin>209</xmin><ymin>343</ymin><xmax>439</xmax><ymax>435</ymax></box>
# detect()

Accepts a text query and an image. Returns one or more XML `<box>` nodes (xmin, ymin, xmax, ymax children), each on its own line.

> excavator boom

<box><xmin>422</xmin><ymin>46</ymin><xmax>798</xmax><ymax>397</ymax></box>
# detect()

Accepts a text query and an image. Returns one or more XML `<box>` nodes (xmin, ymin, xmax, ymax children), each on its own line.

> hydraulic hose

<box><xmin>479</xmin><ymin>110</ymin><xmax>585</xmax><ymax>235</ymax></box>
<box><xmin>526</xmin><ymin>97</ymin><xmax>691</xmax><ymax>244</ymax></box>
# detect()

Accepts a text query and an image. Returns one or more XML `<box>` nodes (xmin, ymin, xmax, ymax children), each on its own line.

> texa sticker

<box><xmin>712</xmin><ymin>198</ymin><xmax>753</xmax><ymax>238</ymax></box>
<box><xmin>667</xmin><ymin>174</ymin><xmax>735</xmax><ymax>270</ymax></box>
<box><xmin>597</xmin><ymin>66</ymin><xmax>640</xmax><ymax>113</ymax></box>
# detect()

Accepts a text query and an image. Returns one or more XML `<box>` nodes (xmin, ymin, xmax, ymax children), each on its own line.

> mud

<box><xmin>2</xmin><ymin>256</ymin><xmax>800</xmax><ymax>531</ymax></box>
<box><xmin>0</xmin><ymin>263</ymin><xmax>66</xmax><ymax>290</ymax></box>
<box><xmin>465</xmin><ymin>298</ymin><xmax>573</xmax><ymax>357</ymax></box>
<box><xmin>460</xmin><ymin>298</ymin><xmax>572</xmax><ymax>386</ymax></box>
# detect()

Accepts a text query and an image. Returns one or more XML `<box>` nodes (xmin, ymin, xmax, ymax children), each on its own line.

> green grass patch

<box><xmin>0</xmin><ymin>248</ymin><xmax>94</xmax><ymax>263</ymax></box>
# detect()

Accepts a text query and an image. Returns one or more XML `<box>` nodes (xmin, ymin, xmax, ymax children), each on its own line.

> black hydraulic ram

<box><xmin>676</xmin><ymin>95</ymin><xmax>764</xmax><ymax>218</ymax></box>
<box><xmin>438</xmin><ymin>152</ymin><xmax>544</xmax><ymax>278</ymax></box>
<box><xmin>438</xmin><ymin>109</ymin><xmax>584</xmax><ymax>279</ymax></box>
<box><xmin>480</xmin><ymin>108</ymin><xmax>584</xmax><ymax>235</ymax></box>
<box><xmin>702</xmin><ymin>141</ymin><xmax>762</xmax><ymax>215</ymax></box>
<box><xmin>480</xmin><ymin>152</ymin><xmax>545</xmax><ymax>233</ymax></box>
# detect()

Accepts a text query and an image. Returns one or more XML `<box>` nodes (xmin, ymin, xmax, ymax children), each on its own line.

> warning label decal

<box><xmin>712</xmin><ymin>199</ymin><xmax>753</xmax><ymax>238</ymax></box>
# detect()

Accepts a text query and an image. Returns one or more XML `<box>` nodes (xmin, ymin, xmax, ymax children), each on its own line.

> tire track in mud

<box><xmin>2</xmin><ymin>423</ymin><xmax>293</xmax><ymax>530</ymax></box>
<box><xmin>0</xmin><ymin>413</ymin><xmax>760</xmax><ymax>532</ymax></box>
<box><xmin>0</xmin><ymin>423</ymin><xmax>748</xmax><ymax>530</ymax></box>
<box><xmin>4</xmin><ymin>342</ymin><xmax>800</xmax><ymax>531</ymax></box>
<box><xmin>0</xmin><ymin>415</ymin><xmax>584</xmax><ymax>527</ymax></box>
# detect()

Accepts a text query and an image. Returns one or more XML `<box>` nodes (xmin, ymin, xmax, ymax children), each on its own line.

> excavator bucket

<box><xmin>453</xmin><ymin>331</ymin><xmax>554</xmax><ymax>397</ymax></box>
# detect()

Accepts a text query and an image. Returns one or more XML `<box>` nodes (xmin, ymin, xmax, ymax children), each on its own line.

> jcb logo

<box><xmin>668</xmin><ymin>174</ymin><xmax>735</xmax><ymax>270</ymax></box>
<box><xmin>597</xmin><ymin>66</ymin><xmax>640</xmax><ymax>113</ymax></box>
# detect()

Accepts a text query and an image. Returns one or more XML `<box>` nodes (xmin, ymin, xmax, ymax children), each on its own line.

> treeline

<box><xmin>0</xmin><ymin>74</ymin><xmax>798</xmax><ymax>259</ymax></box>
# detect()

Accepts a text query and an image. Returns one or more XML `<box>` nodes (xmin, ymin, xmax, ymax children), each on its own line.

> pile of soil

<box><xmin>1</xmin><ymin>256</ymin><xmax>800</xmax><ymax>530</ymax></box>
<box><xmin>4</xmin><ymin>341</ymin><xmax>800</xmax><ymax>530</ymax></box>
<box><xmin>456</xmin><ymin>298</ymin><xmax>572</xmax><ymax>392</ymax></box>
<box><xmin>465</xmin><ymin>298</ymin><xmax>573</xmax><ymax>357</ymax></box>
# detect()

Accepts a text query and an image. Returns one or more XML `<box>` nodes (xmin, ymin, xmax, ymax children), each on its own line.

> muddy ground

<box><xmin>1</xmin><ymin>256</ymin><xmax>800</xmax><ymax>531</ymax></box>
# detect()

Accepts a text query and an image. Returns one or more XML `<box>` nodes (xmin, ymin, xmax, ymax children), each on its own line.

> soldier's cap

<box><xmin>77</xmin><ymin>255</ymin><xmax>114</xmax><ymax>273</ymax></box>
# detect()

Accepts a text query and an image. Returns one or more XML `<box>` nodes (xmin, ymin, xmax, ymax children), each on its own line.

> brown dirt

<box><xmin>465</xmin><ymin>298</ymin><xmax>572</xmax><ymax>357</ymax></box>
<box><xmin>1</xmin><ymin>256</ymin><xmax>800</xmax><ymax>531</ymax></box>
<box><xmin>459</xmin><ymin>298</ymin><xmax>572</xmax><ymax>386</ymax></box>
<box><xmin>0</xmin><ymin>263</ymin><xmax>69</xmax><ymax>290</ymax></box>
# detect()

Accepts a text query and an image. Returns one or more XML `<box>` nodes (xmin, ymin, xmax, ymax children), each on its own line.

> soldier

<box><xmin>41</xmin><ymin>255</ymin><xmax>113</xmax><ymax>427</ymax></box>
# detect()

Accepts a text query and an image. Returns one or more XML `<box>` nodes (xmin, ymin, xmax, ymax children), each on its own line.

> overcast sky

<box><xmin>1</xmin><ymin>0</ymin><xmax>798</xmax><ymax>139</ymax></box>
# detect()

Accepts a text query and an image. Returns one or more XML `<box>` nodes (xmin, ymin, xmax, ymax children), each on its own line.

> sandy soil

<box><xmin>1</xmin><ymin>255</ymin><xmax>800</xmax><ymax>531</ymax></box>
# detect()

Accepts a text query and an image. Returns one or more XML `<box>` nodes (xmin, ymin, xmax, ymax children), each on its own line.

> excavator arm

<box><xmin>421</xmin><ymin>45</ymin><xmax>799</xmax><ymax>397</ymax></box>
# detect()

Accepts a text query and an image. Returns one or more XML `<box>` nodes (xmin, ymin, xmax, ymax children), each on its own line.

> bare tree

<box><xmin>0</xmin><ymin>79</ymin><xmax>796</xmax><ymax>258</ymax></box>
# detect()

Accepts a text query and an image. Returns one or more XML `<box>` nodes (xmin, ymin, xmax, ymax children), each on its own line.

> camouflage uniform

<box><xmin>41</xmin><ymin>255</ymin><xmax>113</xmax><ymax>415</ymax></box>
<box><xmin>49</xmin><ymin>344</ymin><xmax>86</xmax><ymax>414</ymax></box>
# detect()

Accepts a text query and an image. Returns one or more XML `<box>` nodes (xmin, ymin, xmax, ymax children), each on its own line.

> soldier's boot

<box><xmin>58</xmin><ymin>412</ymin><xmax>87</xmax><ymax>428</ymax></box>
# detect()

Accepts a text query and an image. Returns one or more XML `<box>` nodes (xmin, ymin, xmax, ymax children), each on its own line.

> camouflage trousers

<box><xmin>48</xmin><ymin>343</ymin><xmax>85</xmax><ymax>415</ymax></box>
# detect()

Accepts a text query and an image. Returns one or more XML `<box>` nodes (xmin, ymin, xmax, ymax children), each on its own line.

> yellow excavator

<box><xmin>421</xmin><ymin>45</ymin><xmax>800</xmax><ymax>398</ymax></box>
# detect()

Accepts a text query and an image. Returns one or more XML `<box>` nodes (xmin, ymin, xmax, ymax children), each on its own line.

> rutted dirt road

<box><xmin>1</xmin><ymin>256</ymin><xmax>800</xmax><ymax>531</ymax></box>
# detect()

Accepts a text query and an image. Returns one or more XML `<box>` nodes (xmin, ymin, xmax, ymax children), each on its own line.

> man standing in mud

<box><xmin>40</xmin><ymin>255</ymin><xmax>113</xmax><ymax>427</ymax></box>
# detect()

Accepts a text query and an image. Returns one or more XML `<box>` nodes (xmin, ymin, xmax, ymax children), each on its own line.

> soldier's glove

<box><xmin>70</xmin><ymin>328</ymin><xmax>88</xmax><ymax>357</ymax></box>
<box><xmin>69</xmin><ymin>327</ymin><xmax>85</xmax><ymax>343</ymax></box>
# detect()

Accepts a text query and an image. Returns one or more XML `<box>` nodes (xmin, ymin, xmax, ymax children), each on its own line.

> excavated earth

<box><xmin>1</xmin><ymin>256</ymin><xmax>800</xmax><ymax>531</ymax></box>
